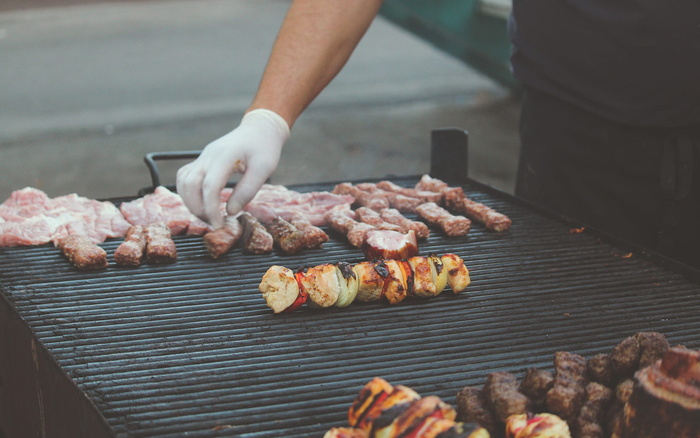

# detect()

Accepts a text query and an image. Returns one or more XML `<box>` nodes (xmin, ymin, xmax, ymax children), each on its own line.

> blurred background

<box><xmin>0</xmin><ymin>0</ymin><xmax>520</xmax><ymax>202</ymax></box>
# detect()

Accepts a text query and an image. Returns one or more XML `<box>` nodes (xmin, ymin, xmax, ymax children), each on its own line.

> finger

<box><xmin>176</xmin><ymin>163</ymin><xmax>206</xmax><ymax>220</ymax></box>
<box><xmin>225</xmin><ymin>167</ymin><xmax>269</xmax><ymax>216</ymax></box>
<box><xmin>201</xmin><ymin>166</ymin><xmax>231</xmax><ymax>229</ymax></box>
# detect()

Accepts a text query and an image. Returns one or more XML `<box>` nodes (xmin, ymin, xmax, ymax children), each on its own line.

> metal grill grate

<box><xmin>2</xmin><ymin>175</ymin><xmax>700</xmax><ymax>437</ymax></box>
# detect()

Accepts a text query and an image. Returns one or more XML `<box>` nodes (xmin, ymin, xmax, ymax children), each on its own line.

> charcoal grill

<box><xmin>1</xmin><ymin>129</ymin><xmax>699</xmax><ymax>438</ymax></box>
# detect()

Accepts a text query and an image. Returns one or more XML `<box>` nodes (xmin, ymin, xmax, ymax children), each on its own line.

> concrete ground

<box><xmin>0</xmin><ymin>0</ymin><xmax>521</xmax><ymax>202</ymax></box>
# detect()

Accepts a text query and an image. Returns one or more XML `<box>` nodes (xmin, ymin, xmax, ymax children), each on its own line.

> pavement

<box><xmin>0</xmin><ymin>0</ymin><xmax>521</xmax><ymax>202</ymax></box>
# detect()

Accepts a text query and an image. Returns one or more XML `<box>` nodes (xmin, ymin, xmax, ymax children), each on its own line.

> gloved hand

<box><xmin>176</xmin><ymin>108</ymin><xmax>290</xmax><ymax>229</ymax></box>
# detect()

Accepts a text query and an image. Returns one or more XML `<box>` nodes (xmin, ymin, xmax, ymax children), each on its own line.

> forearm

<box><xmin>248</xmin><ymin>0</ymin><xmax>383</xmax><ymax>127</ymax></box>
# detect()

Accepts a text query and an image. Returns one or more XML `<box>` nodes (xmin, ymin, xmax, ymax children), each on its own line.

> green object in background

<box><xmin>379</xmin><ymin>0</ymin><xmax>519</xmax><ymax>91</ymax></box>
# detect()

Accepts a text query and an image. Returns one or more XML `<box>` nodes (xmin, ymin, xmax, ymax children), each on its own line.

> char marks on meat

<box><xmin>265</xmin><ymin>216</ymin><xmax>307</xmax><ymax>254</ymax></box>
<box><xmin>239</xmin><ymin>212</ymin><xmax>274</xmax><ymax>254</ymax></box>
<box><xmin>0</xmin><ymin>187</ymin><xmax>131</xmax><ymax>246</ymax></box>
<box><xmin>203</xmin><ymin>216</ymin><xmax>243</xmax><ymax>259</ymax></box>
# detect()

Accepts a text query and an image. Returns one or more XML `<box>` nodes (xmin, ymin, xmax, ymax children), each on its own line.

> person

<box><xmin>177</xmin><ymin>0</ymin><xmax>700</xmax><ymax>268</ymax></box>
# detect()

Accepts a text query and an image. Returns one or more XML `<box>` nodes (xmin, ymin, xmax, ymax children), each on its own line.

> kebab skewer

<box><xmin>258</xmin><ymin>253</ymin><xmax>470</xmax><ymax>313</ymax></box>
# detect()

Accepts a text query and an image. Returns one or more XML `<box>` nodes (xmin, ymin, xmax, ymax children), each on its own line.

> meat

<box><xmin>376</xmin><ymin>180</ymin><xmax>443</xmax><ymax>204</ymax></box>
<box><xmin>415</xmin><ymin>202</ymin><xmax>471</xmax><ymax>237</ymax></box>
<box><xmin>546</xmin><ymin>352</ymin><xmax>588</xmax><ymax>423</ymax></box>
<box><xmin>624</xmin><ymin>347</ymin><xmax>700</xmax><ymax>438</ymax></box>
<box><xmin>202</xmin><ymin>216</ymin><xmax>243</xmax><ymax>259</ymax></box>
<box><xmin>114</xmin><ymin>225</ymin><xmax>147</xmax><ymax>266</ymax></box>
<box><xmin>355</xmin><ymin>207</ymin><xmax>403</xmax><ymax>232</ymax></box>
<box><xmin>483</xmin><ymin>372</ymin><xmax>533</xmax><ymax>423</ymax></box>
<box><xmin>324</xmin><ymin>206</ymin><xmax>377</xmax><ymax>248</ymax></box>
<box><xmin>332</xmin><ymin>183</ymin><xmax>390</xmax><ymax>211</ymax></box>
<box><xmin>265</xmin><ymin>216</ymin><xmax>307</xmax><ymax>255</ymax></box>
<box><xmin>443</xmin><ymin>187</ymin><xmax>512</xmax><ymax>232</ymax></box>
<box><xmin>0</xmin><ymin>187</ymin><xmax>131</xmax><ymax>246</ymax></box>
<box><xmin>259</xmin><ymin>253</ymin><xmax>470</xmax><ymax>312</ymax></box>
<box><xmin>244</xmin><ymin>184</ymin><xmax>354</xmax><ymax>225</ymax></box>
<box><xmin>456</xmin><ymin>386</ymin><xmax>500</xmax><ymax>436</ymax></box>
<box><xmin>289</xmin><ymin>214</ymin><xmax>328</xmax><ymax>249</ymax></box>
<box><xmin>239</xmin><ymin>212</ymin><xmax>273</xmax><ymax>254</ymax></box>
<box><xmin>520</xmin><ymin>368</ymin><xmax>555</xmax><ymax>408</ymax></box>
<box><xmin>362</xmin><ymin>229</ymin><xmax>419</xmax><ymax>261</ymax></box>
<box><xmin>574</xmin><ymin>382</ymin><xmax>612</xmax><ymax>438</ymax></box>
<box><xmin>379</xmin><ymin>208</ymin><xmax>430</xmax><ymax>239</ymax></box>
<box><xmin>145</xmin><ymin>222</ymin><xmax>178</xmax><ymax>263</ymax></box>
<box><xmin>414</xmin><ymin>174</ymin><xmax>450</xmax><ymax>193</ymax></box>
<box><xmin>55</xmin><ymin>234</ymin><xmax>108</xmax><ymax>270</ymax></box>
<box><xmin>120</xmin><ymin>186</ymin><xmax>211</xmax><ymax>236</ymax></box>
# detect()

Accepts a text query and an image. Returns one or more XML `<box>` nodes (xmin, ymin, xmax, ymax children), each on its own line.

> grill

<box><xmin>1</xmin><ymin>129</ymin><xmax>699</xmax><ymax>437</ymax></box>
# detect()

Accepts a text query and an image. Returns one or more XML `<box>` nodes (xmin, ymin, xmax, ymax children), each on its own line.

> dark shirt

<box><xmin>509</xmin><ymin>1</ymin><xmax>700</xmax><ymax>128</ymax></box>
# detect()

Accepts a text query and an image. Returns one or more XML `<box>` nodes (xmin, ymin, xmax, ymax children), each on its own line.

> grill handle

<box><xmin>430</xmin><ymin>128</ymin><xmax>469</xmax><ymax>181</ymax></box>
<box><xmin>143</xmin><ymin>151</ymin><xmax>201</xmax><ymax>189</ymax></box>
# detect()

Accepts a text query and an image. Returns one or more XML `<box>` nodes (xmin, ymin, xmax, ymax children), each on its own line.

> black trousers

<box><xmin>515</xmin><ymin>87</ymin><xmax>700</xmax><ymax>268</ymax></box>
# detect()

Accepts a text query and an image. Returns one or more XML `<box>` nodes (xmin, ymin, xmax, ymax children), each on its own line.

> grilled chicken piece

<box><xmin>298</xmin><ymin>263</ymin><xmax>340</xmax><ymax>308</ymax></box>
<box><xmin>440</xmin><ymin>253</ymin><xmax>469</xmax><ymax>293</ymax></box>
<box><xmin>353</xmin><ymin>261</ymin><xmax>386</xmax><ymax>302</ymax></box>
<box><xmin>407</xmin><ymin>256</ymin><xmax>438</xmax><ymax>298</ymax></box>
<box><xmin>370</xmin><ymin>396</ymin><xmax>457</xmax><ymax>437</ymax></box>
<box><xmin>258</xmin><ymin>265</ymin><xmax>305</xmax><ymax>313</ymax></box>
<box><xmin>323</xmin><ymin>428</ymin><xmax>368</xmax><ymax>438</ymax></box>
<box><xmin>356</xmin><ymin>385</ymin><xmax>421</xmax><ymax>433</ymax></box>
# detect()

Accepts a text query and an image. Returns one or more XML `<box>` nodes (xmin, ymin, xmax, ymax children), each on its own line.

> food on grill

<box><xmin>610</xmin><ymin>336</ymin><xmax>641</xmax><ymax>378</ymax></box>
<box><xmin>120</xmin><ymin>186</ymin><xmax>211</xmax><ymax>236</ymax></box>
<box><xmin>378</xmin><ymin>208</ymin><xmax>430</xmax><ymax>240</ymax></box>
<box><xmin>290</xmin><ymin>214</ymin><xmax>329</xmax><ymax>249</ymax></box>
<box><xmin>356</xmin><ymin>207</ymin><xmax>404</xmax><ymax>232</ymax></box>
<box><xmin>243</xmin><ymin>183</ymin><xmax>354</xmax><ymax>226</ymax></box>
<box><xmin>0</xmin><ymin>187</ymin><xmax>131</xmax><ymax>246</ymax></box>
<box><xmin>239</xmin><ymin>212</ymin><xmax>273</xmax><ymax>254</ymax></box>
<box><xmin>624</xmin><ymin>347</ymin><xmax>700</xmax><ymax>438</ymax></box>
<box><xmin>258</xmin><ymin>253</ymin><xmax>469</xmax><ymax>312</ymax></box>
<box><xmin>443</xmin><ymin>187</ymin><xmax>512</xmax><ymax>233</ymax></box>
<box><xmin>297</xmin><ymin>263</ymin><xmax>341</xmax><ymax>308</ymax></box>
<box><xmin>203</xmin><ymin>215</ymin><xmax>243</xmax><ymax>259</ymax></box>
<box><xmin>325</xmin><ymin>206</ymin><xmax>377</xmax><ymax>248</ymax></box>
<box><xmin>546</xmin><ymin>352</ymin><xmax>588</xmax><ymax>423</ymax></box>
<box><xmin>454</xmin><ymin>332</ymin><xmax>692</xmax><ymax>438</ymax></box>
<box><xmin>376</xmin><ymin>180</ymin><xmax>444</xmax><ymax>204</ymax></box>
<box><xmin>55</xmin><ymin>234</ymin><xmax>109</xmax><ymax>270</ymax></box>
<box><xmin>519</xmin><ymin>368</ymin><xmax>554</xmax><ymax>409</ymax></box>
<box><xmin>574</xmin><ymin>382</ymin><xmax>612</xmax><ymax>438</ymax></box>
<box><xmin>265</xmin><ymin>216</ymin><xmax>307</xmax><ymax>254</ymax></box>
<box><xmin>363</xmin><ymin>229</ymin><xmax>419</xmax><ymax>261</ymax></box>
<box><xmin>324</xmin><ymin>428</ymin><xmax>369</xmax><ymax>438</ymax></box>
<box><xmin>484</xmin><ymin>372</ymin><xmax>533</xmax><ymax>423</ymax></box>
<box><xmin>145</xmin><ymin>222</ymin><xmax>178</xmax><ymax>263</ymax></box>
<box><xmin>456</xmin><ymin>387</ymin><xmax>500</xmax><ymax>436</ymax></box>
<box><xmin>415</xmin><ymin>202</ymin><xmax>471</xmax><ymax>237</ymax></box>
<box><xmin>336</xmin><ymin>378</ymin><xmax>488</xmax><ymax>438</ymax></box>
<box><xmin>505</xmin><ymin>413</ymin><xmax>571</xmax><ymax>438</ymax></box>
<box><xmin>413</xmin><ymin>175</ymin><xmax>512</xmax><ymax>233</ymax></box>
<box><xmin>259</xmin><ymin>265</ymin><xmax>307</xmax><ymax>313</ymax></box>
<box><xmin>114</xmin><ymin>225</ymin><xmax>147</xmax><ymax>266</ymax></box>
<box><xmin>334</xmin><ymin>182</ymin><xmax>391</xmax><ymax>211</ymax></box>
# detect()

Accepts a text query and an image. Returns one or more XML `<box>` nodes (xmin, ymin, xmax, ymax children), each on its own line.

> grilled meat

<box><xmin>145</xmin><ymin>222</ymin><xmax>177</xmax><ymax>264</ymax></box>
<box><xmin>239</xmin><ymin>212</ymin><xmax>273</xmax><ymax>254</ymax></box>
<box><xmin>114</xmin><ymin>225</ymin><xmax>147</xmax><ymax>266</ymax></box>
<box><xmin>56</xmin><ymin>234</ymin><xmax>108</xmax><ymax>270</ymax></box>
<box><xmin>415</xmin><ymin>202</ymin><xmax>471</xmax><ymax>237</ymax></box>
<box><xmin>202</xmin><ymin>215</ymin><xmax>243</xmax><ymax>259</ymax></box>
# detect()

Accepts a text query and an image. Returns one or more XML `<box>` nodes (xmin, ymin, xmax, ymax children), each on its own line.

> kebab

<box><xmin>258</xmin><ymin>253</ymin><xmax>470</xmax><ymax>313</ymax></box>
<box><xmin>55</xmin><ymin>234</ymin><xmax>109</xmax><ymax>270</ymax></box>
<box><xmin>145</xmin><ymin>222</ymin><xmax>178</xmax><ymax>263</ymax></box>
<box><xmin>327</xmin><ymin>377</ymin><xmax>489</xmax><ymax>438</ymax></box>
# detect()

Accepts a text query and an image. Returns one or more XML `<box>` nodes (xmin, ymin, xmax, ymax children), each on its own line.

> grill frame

<box><xmin>2</xmin><ymin>129</ymin><xmax>700</xmax><ymax>437</ymax></box>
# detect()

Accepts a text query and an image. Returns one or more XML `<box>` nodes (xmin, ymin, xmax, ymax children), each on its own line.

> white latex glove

<box><xmin>176</xmin><ymin>109</ymin><xmax>290</xmax><ymax>229</ymax></box>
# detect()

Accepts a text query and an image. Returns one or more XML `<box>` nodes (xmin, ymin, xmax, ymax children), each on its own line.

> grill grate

<box><xmin>2</xmin><ymin>176</ymin><xmax>700</xmax><ymax>437</ymax></box>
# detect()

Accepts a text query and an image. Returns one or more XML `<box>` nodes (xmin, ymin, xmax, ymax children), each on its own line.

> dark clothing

<box><xmin>516</xmin><ymin>87</ymin><xmax>700</xmax><ymax>268</ymax></box>
<box><xmin>509</xmin><ymin>0</ymin><xmax>700</xmax><ymax>128</ymax></box>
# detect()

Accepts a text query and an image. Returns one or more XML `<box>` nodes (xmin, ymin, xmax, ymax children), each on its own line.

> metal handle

<box><xmin>143</xmin><ymin>151</ymin><xmax>202</xmax><ymax>188</ymax></box>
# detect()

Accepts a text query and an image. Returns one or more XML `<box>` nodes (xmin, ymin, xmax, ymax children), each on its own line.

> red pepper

<box><xmin>284</xmin><ymin>271</ymin><xmax>309</xmax><ymax>313</ymax></box>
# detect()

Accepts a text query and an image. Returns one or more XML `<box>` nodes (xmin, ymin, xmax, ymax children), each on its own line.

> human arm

<box><xmin>176</xmin><ymin>0</ymin><xmax>384</xmax><ymax>229</ymax></box>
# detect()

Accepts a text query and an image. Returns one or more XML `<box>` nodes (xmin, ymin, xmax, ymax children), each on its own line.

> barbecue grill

<box><xmin>1</xmin><ymin>129</ymin><xmax>699</xmax><ymax>437</ymax></box>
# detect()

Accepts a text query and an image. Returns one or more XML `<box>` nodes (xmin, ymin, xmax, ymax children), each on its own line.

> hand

<box><xmin>176</xmin><ymin>109</ymin><xmax>290</xmax><ymax>229</ymax></box>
